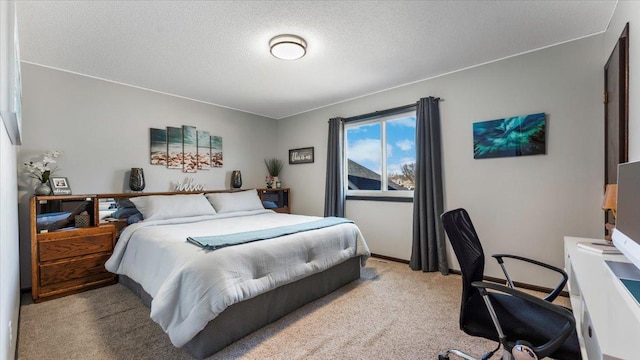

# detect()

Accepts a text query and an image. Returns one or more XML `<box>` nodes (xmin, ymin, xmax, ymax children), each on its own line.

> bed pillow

<box><xmin>110</xmin><ymin>206</ymin><xmax>141</xmax><ymax>220</ymax></box>
<box><xmin>130</xmin><ymin>194</ymin><xmax>216</xmax><ymax>221</ymax></box>
<box><xmin>206</xmin><ymin>190</ymin><xmax>264</xmax><ymax>213</ymax></box>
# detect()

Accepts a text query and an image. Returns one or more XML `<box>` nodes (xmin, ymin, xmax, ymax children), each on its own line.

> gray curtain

<box><xmin>409</xmin><ymin>97</ymin><xmax>448</xmax><ymax>274</ymax></box>
<box><xmin>324</xmin><ymin>117</ymin><xmax>345</xmax><ymax>217</ymax></box>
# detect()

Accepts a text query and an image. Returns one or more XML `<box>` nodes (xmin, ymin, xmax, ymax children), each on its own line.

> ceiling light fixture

<box><xmin>269</xmin><ymin>34</ymin><xmax>307</xmax><ymax>60</ymax></box>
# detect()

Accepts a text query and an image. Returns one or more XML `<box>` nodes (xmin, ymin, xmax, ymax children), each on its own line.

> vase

<box><xmin>231</xmin><ymin>170</ymin><xmax>242</xmax><ymax>189</ymax></box>
<box><xmin>272</xmin><ymin>176</ymin><xmax>281</xmax><ymax>188</ymax></box>
<box><xmin>35</xmin><ymin>182</ymin><xmax>51</xmax><ymax>196</ymax></box>
<box><xmin>129</xmin><ymin>168</ymin><xmax>145</xmax><ymax>192</ymax></box>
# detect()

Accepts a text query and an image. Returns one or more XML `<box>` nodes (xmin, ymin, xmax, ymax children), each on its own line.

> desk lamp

<box><xmin>602</xmin><ymin>184</ymin><xmax>617</xmax><ymax>241</ymax></box>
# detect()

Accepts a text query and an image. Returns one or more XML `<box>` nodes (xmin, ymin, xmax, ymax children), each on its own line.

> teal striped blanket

<box><xmin>187</xmin><ymin>216</ymin><xmax>354</xmax><ymax>250</ymax></box>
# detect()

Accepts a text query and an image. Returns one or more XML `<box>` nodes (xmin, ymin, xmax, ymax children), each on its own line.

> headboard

<box><xmin>96</xmin><ymin>189</ymin><xmax>256</xmax><ymax>235</ymax></box>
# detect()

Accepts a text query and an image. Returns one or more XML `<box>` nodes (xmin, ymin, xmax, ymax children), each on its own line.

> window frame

<box><xmin>344</xmin><ymin>108</ymin><xmax>416</xmax><ymax>200</ymax></box>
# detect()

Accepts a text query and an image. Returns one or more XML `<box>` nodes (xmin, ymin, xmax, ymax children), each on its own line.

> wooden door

<box><xmin>604</xmin><ymin>23</ymin><xmax>629</xmax><ymax>228</ymax></box>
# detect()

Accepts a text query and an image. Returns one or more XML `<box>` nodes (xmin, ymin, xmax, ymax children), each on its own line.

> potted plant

<box><xmin>22</xmin><ymin>150</ymin><xmax>63</xmax><ymax>195</ymax></box>
<box><xmin>264</xmin><ymin>158</ymin><xmax>283</xmax><ymax>188</ymax></box>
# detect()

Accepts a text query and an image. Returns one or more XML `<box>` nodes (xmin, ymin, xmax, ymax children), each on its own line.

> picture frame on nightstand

<box><xmin>49</xmin><ymin>176</ymin><xmax>72</xmax><ymax>195</ymax></box>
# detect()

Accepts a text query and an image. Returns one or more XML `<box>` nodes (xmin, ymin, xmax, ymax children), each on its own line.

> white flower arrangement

<box><xmin>22</xmin><ymin>150</ymin><xmax>62</xmax><ymax>183</ymax></box>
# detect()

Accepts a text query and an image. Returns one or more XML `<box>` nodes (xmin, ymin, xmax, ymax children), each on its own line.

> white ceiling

<box><xmin>16</xmin><ymin>1</ymin><xmax>616</xmax><ymax>119</ymax></box>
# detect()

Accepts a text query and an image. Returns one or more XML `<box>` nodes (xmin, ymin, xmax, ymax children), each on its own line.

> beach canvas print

<box><xmin>473</xmin><ymin>112</ymin><xmax>546</xmax><ymax>159</ymax></box>
<box><xmin>150</xmin><ymin>128</ymin><xmax>167</xmax><ymax>165</ymax></box>
<box><xmin>167</xmin><ymin>127</ymin><xmax>183</xmax><ymax>169</ymax></box>
<box><xmin>149</xmin><ymin>125</ymin><xmax>222</xmax><ymax>172</ymax></box>
<box><xmin>211</xmin><ymin>136</ymin><xmax>223</xmax><ymax>167</ymax></box>
<box><xmin>182</xmin><ymin>126</ymin><xmax>197</xmax><ymax>173</ymax></box>
<box><xmin>197</xmin><ymin>130</ymin><xmax>211</xmax><ymax>170</ymax></box>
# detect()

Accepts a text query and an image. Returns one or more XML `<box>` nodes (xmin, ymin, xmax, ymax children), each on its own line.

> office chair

<box><xmin>439</xmin><ymin>208</ymin><xmax>581</xmax><ymax>360</ymax></box>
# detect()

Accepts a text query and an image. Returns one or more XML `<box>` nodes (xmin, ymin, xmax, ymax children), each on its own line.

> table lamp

<box><xmin>602</xmin><ymin>184</ymin><xmax>617</xmax><ymax>241</ymax></box>
<box><xmin>602</xmin><ymin>184</ymin><xmax>617</xmax><ymax>218</ymax></box>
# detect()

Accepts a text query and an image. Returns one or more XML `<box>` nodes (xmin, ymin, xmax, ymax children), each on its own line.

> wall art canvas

<box><xmin>197</xmin><ymin>130</ymin><xmax>211</xmax><ymax>170</ymax></box>
<box><xmin>167</xmin><ymin>127</ymin><xmax>183</xmax><ymax>169</ymax></box>
<box><xmin>150</xmin><ymin>125</ymin><xmax>222</xmax><ymax>172</ymax></box>
<box><xmin>182</xmin><ymin>126</ymin><xmax>198</xmax><ymax>173</ymax></box>
<box><xmin>473</xmin><ymin>112</ymin><xmax>546</xmax><ymax>159</ymax></box>
<box><xmin>211</xmin><ymin>136</ymin><xmax>223</xmax><ymax>167</ymax></box>
<box><xmin>150</xmin><ymin>128</ymin><xmax>167</xmax><ymax>165</ymax></box>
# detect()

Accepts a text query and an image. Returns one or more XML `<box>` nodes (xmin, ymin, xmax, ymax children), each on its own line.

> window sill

<box><xmin>346</xmin><ymin>195</ymin><xmax>413</xmax><ymax>203</ymax></box>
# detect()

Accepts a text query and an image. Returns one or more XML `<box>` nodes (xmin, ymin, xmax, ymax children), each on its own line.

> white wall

<box><xmin>18</xmin><ymin>63</ymin><xmax>279</xmax><ymax>288</ymax></box>
<box><xmin>606</xmin><ymin>1</ymin><xmax>640</xmax><ymax>162</ymax></box>
<box><xmin>278</xmin><ymin>34</ymin><xmax>604</xmax><ymax>288</ymax></box>
<box><xmin>0</xmin><ymin>117</ymin><xmax>20</xmax><ymax>360</ymax></box>
<box><xmin>0</xmin><ymin>1</ymin><xmax>20</xmax><ymax>357</ymax></box>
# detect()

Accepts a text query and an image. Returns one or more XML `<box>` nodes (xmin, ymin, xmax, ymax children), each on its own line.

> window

<box><xmin>345</xmin><ymin>110</ymin><xmax>416</xmax><ymax>197</ymax></box>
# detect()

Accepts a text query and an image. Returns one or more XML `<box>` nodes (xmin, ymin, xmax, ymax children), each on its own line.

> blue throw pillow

<box><xmin>111</xmin><ymin>207</ymin><xmax>141</xmax><ymax>220</ymax></box>
<box><xmin>127</xmin><ymin>213</ymin><xmax>144</xmax><ymax>224</ymax></box>
<box><xmin>262</xmin><ymin>201</ymin><xmax>278</xmax><ymax>209</ymax></box>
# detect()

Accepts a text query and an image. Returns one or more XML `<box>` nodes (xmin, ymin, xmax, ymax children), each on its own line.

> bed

<box><xmin>104</xmin><ymin>190</ymin><xmax>370</xmax><ymax>359</ymax></box>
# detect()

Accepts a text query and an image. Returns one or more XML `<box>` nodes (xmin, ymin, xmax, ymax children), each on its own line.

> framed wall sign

<box><xmin>49</xmin><ymin>177</ymin><xmax>72</xmax><ymax>195</ymax></box>
<box><xmin>289</xmin><ymin>147</ymin><xmax>314</xmax><ymax>164</ymax></box>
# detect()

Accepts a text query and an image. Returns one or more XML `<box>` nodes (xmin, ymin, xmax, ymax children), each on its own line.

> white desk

<box><xmin>564</xmin><ymin>237</ymin><xmax>640</xmax><ymax>360</ymax></box>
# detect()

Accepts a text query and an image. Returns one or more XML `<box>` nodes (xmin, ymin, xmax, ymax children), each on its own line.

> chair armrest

<box><xmin>492</xmin><ymin>253</ymin><xmax>568</xmax><ymax>302</ymax></box>
<box><xmin>472</xmin><ymin>281</ymin><xmax>576</xmax><ymax>359</ymax></box>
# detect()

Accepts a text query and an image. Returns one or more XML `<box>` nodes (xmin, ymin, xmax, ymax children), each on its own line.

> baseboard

<box><xmin>370</xmin><ymin>253</ymin><xmax>409</xmax><ymax>264</ymax></box>
<box><xmin>447</xmin><ymin>269</ymin><xmax>569</xmax><ymax>298</ymax></box>
<box><xmin>369</xmin><ymin>255</ymin><xmax>568</xmax><ymax>298</ymax></box>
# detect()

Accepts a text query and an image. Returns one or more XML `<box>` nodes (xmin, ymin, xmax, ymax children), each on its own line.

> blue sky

<box><xmin>346</xmin><ymin>115</ymin><xmax>416</xmax><ymax>176</ymax></box>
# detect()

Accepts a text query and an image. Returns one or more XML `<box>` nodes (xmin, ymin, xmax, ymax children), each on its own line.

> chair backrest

<box><xmin>440</xmin><ymin>208</ymin><xmax>485</xmax><ymax>316</ymax></box>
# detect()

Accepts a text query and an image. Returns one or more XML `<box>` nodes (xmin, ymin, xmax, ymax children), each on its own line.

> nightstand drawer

<box><xmin>39</xmin><ymin>227</ymin><xmax>114</xmax><ymax>262</ymax></box>
<box><xmin>39</xmin><ymin>253</ymin><xmax>112</xmax><ymax>287</ymax></box>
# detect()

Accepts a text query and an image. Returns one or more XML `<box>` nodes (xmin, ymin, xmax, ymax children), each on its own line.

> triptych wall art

<box><xmin>473</xmin><ymin>112</ymin><xmax>546</xmax><ymax>159</ymax></box>
<box><xmin>150</xmin><ymin>126</ymin><xmax>223</xmax><ymax>172</ymax></box>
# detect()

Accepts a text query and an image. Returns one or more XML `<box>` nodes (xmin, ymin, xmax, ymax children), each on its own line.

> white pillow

<box><xmin>130</xmin><ymin>194</ymin><xmax>216</xmax><ymax>221</ymax></box>
<box><xmin>206</xmin><ymin>190</ymin><xmax>264</xmax><ymax>213</ymax></box>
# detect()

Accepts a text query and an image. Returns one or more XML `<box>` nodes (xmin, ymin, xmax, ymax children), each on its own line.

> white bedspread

<box><xmin>105</xmin><ymin>210</ymin><xmax>370</xmax><ymax>347</ymax></box>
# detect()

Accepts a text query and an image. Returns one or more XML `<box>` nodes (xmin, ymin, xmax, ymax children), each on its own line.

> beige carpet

<box><xmin>17</xmin><ymin>259</ymin><xmax>564</xmax><ymax>360</ymax></box>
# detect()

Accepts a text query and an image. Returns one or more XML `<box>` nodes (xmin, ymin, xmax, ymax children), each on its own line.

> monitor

<box><xmin>612</xmin><ymin>161</ymin><xmax>640</xmax><ymax>272</ymax></box>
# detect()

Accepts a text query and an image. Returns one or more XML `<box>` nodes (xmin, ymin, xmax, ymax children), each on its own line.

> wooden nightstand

<box><xmin>257</xmin><ymin>188</ymin><xmax>290</xmax><ymax>213</ymax></box>
<box><xmin>30</xmin><ymin>195</ymin><xmax>117</xmax><ymax>302</ymax></box>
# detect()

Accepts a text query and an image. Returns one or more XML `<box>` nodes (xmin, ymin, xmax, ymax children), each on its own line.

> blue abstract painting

<box><xmin>473</xmin><ymin>113</ymin><xmax>546</xmax><ymax>159</ymax></box>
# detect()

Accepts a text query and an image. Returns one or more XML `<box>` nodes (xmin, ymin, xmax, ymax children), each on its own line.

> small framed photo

<box><xmin>49</xmin><ymin>177</ymin><xmax>72</xmax><ymax>195</ymax></box>
<box><xmin>289</xmin><ymin>147</ymin><xmax>314</xmax><ymax>164</ymax></box>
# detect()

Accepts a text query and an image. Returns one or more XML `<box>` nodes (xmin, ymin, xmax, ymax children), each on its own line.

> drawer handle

<box><xmin>588</xmin><ymin>325</ymin><xmax>593</xmax><ymax>338</ymax></box>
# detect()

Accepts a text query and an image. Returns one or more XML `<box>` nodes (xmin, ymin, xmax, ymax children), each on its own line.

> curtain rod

<box><xmin>343</xmin><ymin>98</ymin><xmax>442</xmax><ymax>123</ymax></box>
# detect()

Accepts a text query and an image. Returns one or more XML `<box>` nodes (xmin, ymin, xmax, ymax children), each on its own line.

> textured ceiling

<box><xmin>16</xmin><ymin>1</ymin><xmax>616</xmax><ymax>119</ymax></box>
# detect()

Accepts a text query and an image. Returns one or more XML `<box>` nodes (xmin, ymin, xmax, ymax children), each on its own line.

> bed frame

<box><xmin>106</xmin><ymin>190</ymin><xmax>364</xmax><ymax>358</ymax></box>
<box><xmin>120</xmin><ymin>255</ymin><xmax>363</xmax><ymax>359</ymax></box>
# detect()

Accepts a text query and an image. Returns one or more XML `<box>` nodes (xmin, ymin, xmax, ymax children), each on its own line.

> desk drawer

<box><xmin>39</xmin><ymin>227</ymin><xmax>114</xmax><ymax>262</ymax></box>
<box><xmin>581</xmin><ymin>297</ymin><xmax>601</xmax><ymax>360</ymax></box>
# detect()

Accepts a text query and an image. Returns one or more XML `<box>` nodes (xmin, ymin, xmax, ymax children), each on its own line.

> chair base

<box><xmin>438</xmin><ymin>348</ymin><xmax>517</xmax><ymax>360</ymax></box>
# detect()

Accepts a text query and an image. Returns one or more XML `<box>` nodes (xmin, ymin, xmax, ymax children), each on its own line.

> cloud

<box><xmin>388</xmin><ymin>116</ymin><xmax>416</xmax><ymax>128</ymax></box>
<box><xmin>387</xmin><ymin>163</ymin><xmax>402</xmax><ymax>175</ymax></box>
<box><xmin>388</xmin><ymin>157</ymin><xmax>416</xmax><ymax>175</ymax></box>
<box><xmin>348</xmin><ymin>139</ymin><xmax>381</xmax><ymax>164</ymax></box>
<box><xmin>396</xmin><ymin>139</ymin><xmax>414</xmax><ymax>151</ymax></box>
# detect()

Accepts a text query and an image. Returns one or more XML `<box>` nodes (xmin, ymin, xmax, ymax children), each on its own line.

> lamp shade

<box><xmin>602</xmin><ymin>184</ymin><xmax>618</xmax><ymax>217</ymax></box>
